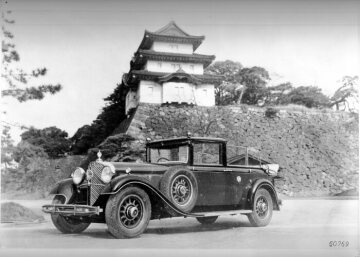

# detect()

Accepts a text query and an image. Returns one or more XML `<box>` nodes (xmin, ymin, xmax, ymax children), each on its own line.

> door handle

<box><xmin>224</xmin><ymin>169</ymin><xmax>233</xmax><ymax>172</ymax></box>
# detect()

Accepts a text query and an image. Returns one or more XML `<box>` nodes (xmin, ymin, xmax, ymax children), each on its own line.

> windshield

<box><xmin>148</xmin><ymin>145</ymin><xmax>189</xmax><ymax>164</ymax></box>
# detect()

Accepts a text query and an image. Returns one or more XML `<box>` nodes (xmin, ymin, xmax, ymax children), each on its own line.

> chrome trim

<box><xmin>42</xmin><ymin>204</ymin><xmax>102</xmax><ymax>216</ymax></box>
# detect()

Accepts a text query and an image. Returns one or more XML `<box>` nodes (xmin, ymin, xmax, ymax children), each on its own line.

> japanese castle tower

<box><xmin>122</xmin><ymin>21</ymin><xmax>222</xmax><ymax>114</ymax></box>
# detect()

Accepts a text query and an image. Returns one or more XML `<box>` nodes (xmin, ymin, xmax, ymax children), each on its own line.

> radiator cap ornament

<box><xmin>97</xmin><ymin>150</ymin><xmax>102</xmax><ymax>161</ymax></box>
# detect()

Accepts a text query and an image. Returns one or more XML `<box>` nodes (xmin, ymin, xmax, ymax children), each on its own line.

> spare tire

<box><xmin>160</xmin><ymin>167</ymin><xmax>198</xmax><ymax>214</ymax></box>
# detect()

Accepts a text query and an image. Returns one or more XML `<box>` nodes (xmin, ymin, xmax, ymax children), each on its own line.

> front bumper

<box><xmin>42</xmin><ymin>204</ymin><xmax>103</xmax><ymax>216</ymax></box>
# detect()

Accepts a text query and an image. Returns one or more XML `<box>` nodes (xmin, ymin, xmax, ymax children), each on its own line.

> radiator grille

<box><xmin>87</xmin><ymin>162</ymin><xmax>106</xmax><ymax>205</ymax></box>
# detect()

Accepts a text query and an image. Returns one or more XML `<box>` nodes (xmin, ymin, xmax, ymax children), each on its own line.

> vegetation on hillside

<box><xmin>71</xmin><ymin>85</ymin><xmax>126</xmax><ymax>155</ymax></box>
<box><xmin>205</xmin><ymin>60</ymin><xmax>358</xmax><ymax>109</ymax></box>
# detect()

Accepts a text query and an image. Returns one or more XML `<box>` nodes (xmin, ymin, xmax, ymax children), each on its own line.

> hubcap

<box><xmin>127</xmin><ymin>206</ymin><xmax>139</xmax><ymax>218</ymax></box>
<box><xmin>171</xmin><ymin>175</ymin><xmax>192</xmax><ymax>206</ymax></box>
<box><xmin>119</xmin><ymin>194</ymin><xmax>143</xmax><ymax>228</ymax></box>
<box><xmin>255</xmin><ymin>196</ymin><xmax>268</xmax><ymax>218</ymax></box>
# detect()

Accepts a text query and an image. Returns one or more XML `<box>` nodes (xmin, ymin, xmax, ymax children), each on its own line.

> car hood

<box><xmin>110</xmin><ymin>161</ymin><xmax>169</xmax><ymax>175</ymax></box>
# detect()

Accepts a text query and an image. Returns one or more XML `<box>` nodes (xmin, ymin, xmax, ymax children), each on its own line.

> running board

<box><xmin>190</xmin><ymin>210</ymin><xmax>252</xmax><ymax>217</ymax></box>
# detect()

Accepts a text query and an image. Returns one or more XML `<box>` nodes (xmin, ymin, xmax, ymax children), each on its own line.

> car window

<box><xmin>227</xmin><ymin>145</ymin><xmax>263</xmax><ymax>166</ymax></box>
<box><xmin>149</xmin><ymin>145</ymin><xmax>189</xmax><ymax>163</ymax></box>
<box><xmin>193</xmin><ymin>142</ymin><xmax>221</xmax><ymax>165</ymax></box>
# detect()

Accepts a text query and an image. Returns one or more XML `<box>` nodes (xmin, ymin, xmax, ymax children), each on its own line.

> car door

<box><xmin>222</xmin><ymin>166</ymin><xmax>253</xmax><ymax>206</ymax></box>
<box><xmin>190</xmin><ymin>141</ymin><xmax>236</xmax><ymax>206</ymax></box>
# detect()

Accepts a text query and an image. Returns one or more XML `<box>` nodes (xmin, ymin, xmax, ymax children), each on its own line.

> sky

<box><xmin>1</xmin><ymin>0</ymin><xmax>359</xmax><ymax>143</ymax></box>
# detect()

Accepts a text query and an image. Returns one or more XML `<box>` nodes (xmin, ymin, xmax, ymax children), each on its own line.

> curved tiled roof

<box><xmin>138</xmin><ymin>21</ymin><xmax>205</xmax><ymax>51</ymax></box>
<box><xmin>127</xmin><ymin>70</ymin><xmax>223</xmax><ymax>85</ymax></box>
<box><xmin>132</xmin><ymin>50</ymin><xmax>215</xmax><ymax>69</ymax></box>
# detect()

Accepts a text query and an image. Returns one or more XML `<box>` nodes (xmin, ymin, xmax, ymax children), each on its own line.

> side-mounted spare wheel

<box><xmin>160</xmin><ymin>167</ymin><xmax>198</xmax><ymax>215</ymax></box>
<box><xmin>105</xmin><ymin>186</ymin><xmax>151</xmax><ymax>239</ymax></box>
<box><xmin>247</xmin><ymin>188</ymin><xmax>273</xmax><ymax>227</ymax></box>
<box><xmin>51</xmin><ymin>194</ymin><xmax>91</xmax><ymax>234</ymax></box>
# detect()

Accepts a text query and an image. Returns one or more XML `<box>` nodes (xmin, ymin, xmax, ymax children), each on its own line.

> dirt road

<box><xmin>0</xmin><ymin>199</ymin><xmax>358</xmax><ymax>257</ymax></box>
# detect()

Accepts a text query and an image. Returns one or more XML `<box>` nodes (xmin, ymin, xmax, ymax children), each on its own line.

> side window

<box><xmin>193</xmin><ymin>143</ymin><xmax>221</xmax><ymax>165</ymax></box>
<box><xmin>171</xmin><ymin>63</ymin><xmax>181</xmax><ymax>71</ymax></box>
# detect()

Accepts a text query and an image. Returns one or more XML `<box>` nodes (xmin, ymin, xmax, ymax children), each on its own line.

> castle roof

<box><xmin>138</xmin><ymin>21</ymin><xmax>205</xmax><ymax>51</ymax></box>
<box><xmin>131</xmin><ymin>49</ymin><xmax>215</xmax><ymax>70</ymax></box>
<box><xmin>124</xmin><ymin>70</ymin><xmax>223</xmax><ymax>86</ymax></box>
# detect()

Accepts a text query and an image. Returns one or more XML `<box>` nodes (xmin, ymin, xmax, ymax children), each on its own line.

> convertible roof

<box><xmin>146</xmin><ymin>136</ymin><xmax>227</xmax><ymax>147</ymax></box>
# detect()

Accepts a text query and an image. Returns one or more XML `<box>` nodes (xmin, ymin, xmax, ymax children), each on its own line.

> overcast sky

<box><xmin>2</xmin><ymin>0</ymin><xmax>359</xmax><ymax>142</ymax></box>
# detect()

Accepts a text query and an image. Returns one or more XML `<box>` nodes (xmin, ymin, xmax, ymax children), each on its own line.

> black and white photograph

<box><xmin>0</xmin><ymin>0</ymin><xmax>359</xmax><ymax>256</ymax></box>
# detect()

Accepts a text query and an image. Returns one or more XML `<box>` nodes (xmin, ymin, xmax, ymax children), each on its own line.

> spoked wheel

<box><xmin>196</xmin><ymin>216</ymin><xmax>218</xmax><ymax>225</ymax></box>
<box><xmin>105</xmin><ymin>186</ymin><xmax>151</xmax><ymax>239</ymax></box>
<box><xmin>51</xmin><ymin>195</ymin><xmax>91</xmax><ymax>234</ymax></box>
<box><xmin>119</xmin><ymin>194</ymin><xmax>144</xmax><ymax>229</ymax></box>
<box><xmin>160</xmin><ymin>167</ymin><xmax>198</xmax><ymax>215</ymax></box>
<box><xmin>247</xmin><ymin>188</ymin><xmax>273</xmax><ymax>227</ymax></box>
<box><xmin>171</xmin><ymin>175</ymin><xmax>193</xmax><ymax>206</ymax></box>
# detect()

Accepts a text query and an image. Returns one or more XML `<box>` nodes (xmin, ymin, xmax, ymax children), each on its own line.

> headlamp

<box><xmin>101</xmin><ymin>166</ymin><xmax>115</xmax><ymax>183</ymax></box>
<box><xmin>71</xmin><ymin>167</ymin><xmax>85</xmax><ymax>185</ymax></box>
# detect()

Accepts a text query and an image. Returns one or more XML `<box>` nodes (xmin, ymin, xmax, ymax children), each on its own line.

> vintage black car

<box><xmin>42</xmin><ymin>135</ymin><xmax>281</xmax><ymax>238</ymax></box>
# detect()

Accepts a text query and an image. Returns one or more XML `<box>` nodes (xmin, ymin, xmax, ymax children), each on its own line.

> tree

<box><xmin>235</xmin><ymin>66</ymin><xmax>270</xmax><ymax>105</ymax></box>
<box><xmin>264</xmin><ymin>82</ymin><xmax>294</xmax><ymax>105</ymax></box>
<box><xmin>204</xmin><ymin>60</ymin><xmax>244</xmax><ymax>105</ymax></box>
<box><xmin>20</xmin><ymin>126</ymin><xmax>71</xmax><ymax>158</ymax></box>
<box><xmin>1</xmin><ymin>9</ymin><xmax>62</xmax><ymax>102</ymax></box>
<box><xmin>281</xmin><ymin>86</ymin><xmax>330</xmax><ymax>108</ymax></box>
<box><xmin>330</xmin><ymin>76</ymin><xmax>359</xmax><ymax>112</ymax></box>
<box><xmin>71</xmin><ymin>83</ymin><xmax>127</xmax><ymax>154</ymax></box>
<box><xmin>1</xmin><ymin>124</ymin><xmax>16</xmax><ymax>173</ymax></box>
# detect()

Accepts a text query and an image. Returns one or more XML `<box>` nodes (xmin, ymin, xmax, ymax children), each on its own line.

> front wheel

<box><xmin>247</xmin><ymin>188</ymin><xmax>273</xmax><ymax>227</ymax></box>
<box><xmin>50</xmin><ymin>196</ymin><xmax>91</xmax><ymax>234</ymax></box>
<box><xmin>105</xmin><ymin>186</ymin><xmax>151</xmax><ymax>239</ymax></box>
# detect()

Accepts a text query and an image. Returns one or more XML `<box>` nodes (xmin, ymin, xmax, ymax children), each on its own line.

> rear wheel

<box><xmin>247</xmin><ymin>188</ymin><xmax>273</xmax><ymax>227</ymax></box>
<box><xmin>196</xmin><ymin>216</ymin><xmax>218</xmax><ymax>225</ymax></box>
<box><xmin>50</xmin><ymin>195</ymin><xmax>91</xmax><ymax>234</ymax></box>
<box><xmin>105</xmin><ymin>186</ymin><xmax>151</xmax><ymax>239</ymax></box>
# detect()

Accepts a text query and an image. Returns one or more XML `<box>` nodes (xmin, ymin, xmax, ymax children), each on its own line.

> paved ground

<box><xmin>0</xmin><ymin>199</ymin><xmax>359</xmax><ymax>257</ymax></box>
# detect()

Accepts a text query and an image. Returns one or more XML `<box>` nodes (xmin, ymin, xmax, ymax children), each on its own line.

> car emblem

<box><xmin>86</xmin><ymin>170</ymin><xmax>93</xmax><ymax>180</ymax></box>
<box><xmin>125</xmin><ymin>167</ymin><xmax>131</xmax><ymax>174</ymax></box>
<box><xmin>237</xmin><ymin>176</ymin><xmax>241</xmax><ymax>183</ymax></box>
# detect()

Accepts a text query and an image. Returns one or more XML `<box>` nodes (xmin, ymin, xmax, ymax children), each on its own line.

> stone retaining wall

<box><xmin>121</xmin><ymin>103</ymin><xmax>358</xmax><ymax>196</ymax></box>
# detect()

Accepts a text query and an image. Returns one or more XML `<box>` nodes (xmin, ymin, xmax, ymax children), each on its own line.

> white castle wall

<box><xmin>151</xmin><ymin>41</ymin><xmax>193</xmax><ymax>54</ymax></box>
<box><xmin>146</xmin><ymin>60</ymin><xmax>203</xmax><ymax>75</ymax></box>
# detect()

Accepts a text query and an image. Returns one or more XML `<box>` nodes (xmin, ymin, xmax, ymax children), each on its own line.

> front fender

<box><xmin>49</xmin><ymin>178</ymin><xmax>74</xmax><ymax>203</ymax></box>
<box><xmin>249</xmin><ymin>178</ymin><xmax>280</xmax><ymax>211</ymax></box>
<box><xmin>100</xmin><ymin>176</ymin><xmax>198</xmax><ymax>218</ymax></box>
<box><xmin>100</xmin><ymin>174</ymin><xmax>153</xmax><ymax>194</ymax></box>
<box><xmin>49</xmin><ymin>178</ymin><xmax>73</xmax><ymax>194</ymax></box>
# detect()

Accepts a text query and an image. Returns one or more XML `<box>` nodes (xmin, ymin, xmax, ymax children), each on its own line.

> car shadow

<box><xmin>38</xmin><ymin>219</ymin><xmax>252</xmax><ymax>239</ymax></box>
<box><xmin>144</xmin><ymin>220</ymin><xmax>251</xmax><ymax>235</ymax></box>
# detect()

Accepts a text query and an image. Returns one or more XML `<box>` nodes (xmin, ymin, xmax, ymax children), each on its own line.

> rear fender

<box><xmin>249</xmin><ymin>178</ymin><xmax>280</xmax><ymax>211</ymax></box>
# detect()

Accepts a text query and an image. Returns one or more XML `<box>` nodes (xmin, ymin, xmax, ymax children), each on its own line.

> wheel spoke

<box><xmin>170</xmin><ymin>175</ymin><xmax>193</xmax><ymax>206</ymax></box>
<box><xmin>118</xmin><ymin>194</ymin><xmax>144</xmax><ymax>229</ymax></box>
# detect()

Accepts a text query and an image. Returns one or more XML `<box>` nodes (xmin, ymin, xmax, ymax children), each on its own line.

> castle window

<box><xmin>175</xmin><ymin>86</ymin><xmax>185</xmax><ymax>101</ymax></box>
<box><xmin>169</xmin><ymin>44</ymin><xmax>179</xmax><ymax>50</ymax></box>
<box><xmin>171</xmin><ymin>63</ymin><xmax>181</xmax><ymax>71</ymax></box>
